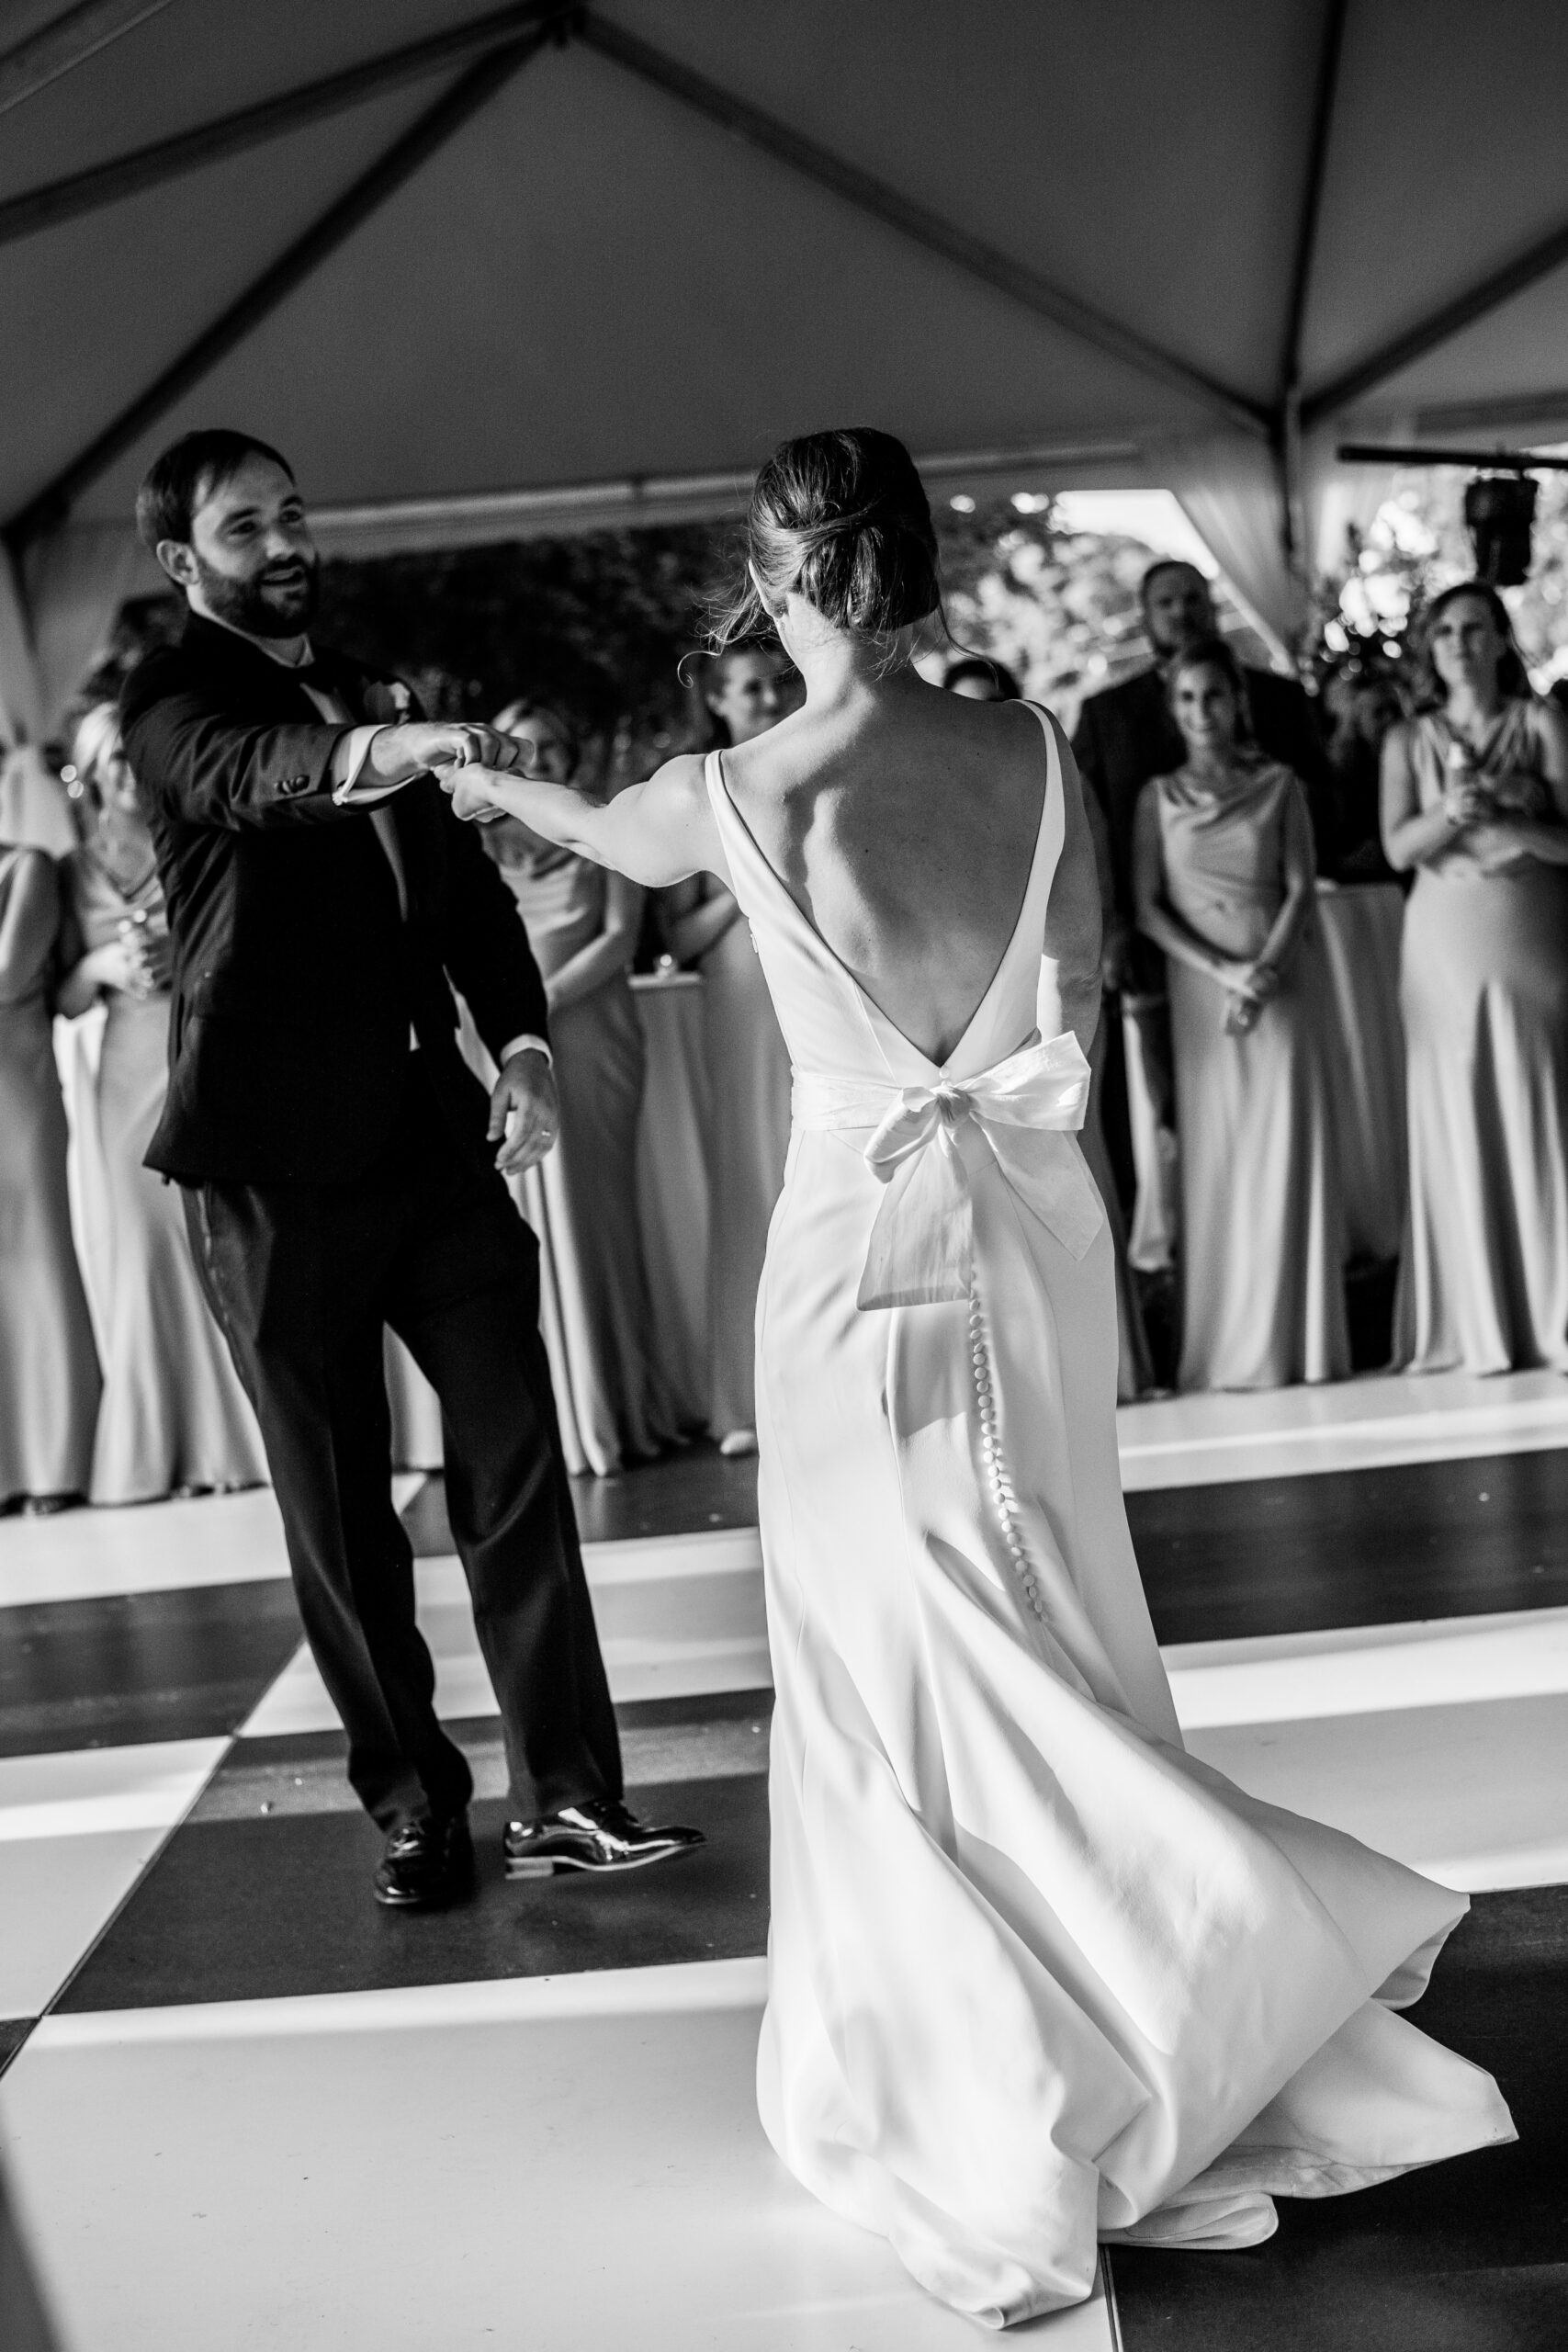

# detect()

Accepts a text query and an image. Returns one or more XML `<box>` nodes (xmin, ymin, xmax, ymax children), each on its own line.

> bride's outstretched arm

<box><xmin>443</xmin><ymin>752</ymin><xmax>728</xmax><ymax>888</ymax></box>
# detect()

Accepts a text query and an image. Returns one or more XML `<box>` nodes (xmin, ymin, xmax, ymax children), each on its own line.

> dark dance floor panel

<box><xmin>0</xmin><ymin>1582</ymin><xmax>302</xmax><ymax>1758</ymax></box>
<box><xmin>401</xmin><ymin>1447</ymin><xmax>761</xmax><ymax>1556</ymax></box>
<box><xmin>53</xmin><ymin>1771</ymin><xmax>769</xmax><ymax>2013</ymax></box>
<box><xmin>1130</xmin><ymin>1449</ymin><xmax>1568</xmax><ymax>1645</ymax></box>
<box><xmin>0</xmin><ymin>2020</ymin><xmax>33</xmax><ymax>2078</ymax></box>
<box><xmin>1110</xmin><ymin>1884</ymin><xmax>1568</xmax><ymax>2352</ymax></box>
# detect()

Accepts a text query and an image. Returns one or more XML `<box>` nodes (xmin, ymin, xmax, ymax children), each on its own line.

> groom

<box><xmin>122</xmin><ymin>429</ymin><xmax>701</xmax><ymax>1906</ymax></box>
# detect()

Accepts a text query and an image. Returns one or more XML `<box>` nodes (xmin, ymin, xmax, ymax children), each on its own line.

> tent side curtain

<box><xmin>1150</xmin><ymin>432</ymin><xmax>1304</xmax><ymax>671</ymax></box>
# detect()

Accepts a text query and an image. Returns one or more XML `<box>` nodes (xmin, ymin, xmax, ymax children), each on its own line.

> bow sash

<box><xmin>792</xmin><ymin>1031</ymin><xmax>1104</xmax><ymax>1309</ymax></box>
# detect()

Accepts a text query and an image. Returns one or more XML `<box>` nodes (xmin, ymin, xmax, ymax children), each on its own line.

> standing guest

<box><xmin>56</xmin><ymin>707</ymin><xmax>267</xmax><ymax>1504</ymax></box>
<box><xmin>1382</xmin><ymin>583</ymin><xmax>1568</xmax><ymax>1374</ymax></box>
<box><xmin>1073</xmin><ymin>560</ymin><xmax>1332</xmax><ymax>1214</ymax></box>
<box><xmin>1134</xmin><ymin>639</ymin><xmax>1348</xmax><ymax>1391</ymax></box>
<box><xmin>661</xmin><ymin>640</ymin><xmax>798</xmax><ymax>1456</ymax></box>
<box><xmin>1323</xmin><ymin>667</ymin><xmax>1403</xmax><ymax>882</ymax></box>
<box><xmin>942</xmin><ymin>653</ymin><xmax>1022</xmax><ymax>702</ymax></box>
<box><xmin>479</xmin><ymin>697</ymin><xmax>678</xmax><ymax>1475</ymax></box>
<box><xmin>0</xmin><ymin>841</ymin><xmax>99</xmax><ymax>1510</ymax></box>
<box><xmin>121</xmin><ymin>428</ymin><xmax>700</xmax><ymax>1907</ymax></box>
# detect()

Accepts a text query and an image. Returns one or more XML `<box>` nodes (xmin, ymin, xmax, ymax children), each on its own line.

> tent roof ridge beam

<box><xmin>0</xmin><ymin>0</ymin><xmax>175</xmax><ymax>120</ymax></box>
<box><xmin>4</xmin><ymin>26</ymin><xmax>558</xmax><ymax>551</ymax></box>
<box><xmin>577</xmin><ymin>9</ymin><xmax>1270</xmax><ymax>441</ymax></box>
<box><xmin>1277</xmin><ymin>0</ymin><xmax>1347</xmax><ymax>406</ymax></box>
<box><xmin>1303</xmin><ymin>209</ymin><xmax>1568</xmax><ymax>428</ymax></box>
<box><xmin>0</xmin><ymin>0</ymin><xmax>578</xmax><ymax>249</ymax></box>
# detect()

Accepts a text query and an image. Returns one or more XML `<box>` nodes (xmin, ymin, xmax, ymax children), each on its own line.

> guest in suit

<box><xmin>122</xmin><ymin>430</ymin><xmax>700</xmax><ymax>1905</ymax></box>
<box><xmin>1382</xmin><ymin>582</ymin><xmax>1568</xmax><ymax>1374</ymax></box>
<box><xmin>1133</xmin><ymin>639</ymin><xmax>1348</xmax><ymax>1391</ymax></box>
<box><xmin>57</xmin><ymin>705</ymin><xmax>268</xmax><ymax>1504</ymax></box>
<box><xmin>1072</xmin><ymin>560</ymin><xmax>1331</xmax><ymax>1215</ymax></box>
<box><xmin>660</xmin><ymin>640</ymin><xmax>799</xmax><ymax>1456</ymax></box>
<box><xmin>942</xmin><ymin>654</ymin><xmax>1022</xmax><ymax>702</ymax></box>
<box><xmin>478</xmin><ymin>697</ymin><xmax>678</xmax><ymax>1475</ymax></box>
<box><xmin>0</xmin><ymin>842</ymin><xmax>99</xmax><ymax>1510</ymax></box>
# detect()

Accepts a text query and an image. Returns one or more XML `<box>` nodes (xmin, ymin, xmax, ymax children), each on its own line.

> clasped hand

<box><xmin>442</xmin><ymin>767</ymin><xmax>513</xmax><ymax>825</ymax></box>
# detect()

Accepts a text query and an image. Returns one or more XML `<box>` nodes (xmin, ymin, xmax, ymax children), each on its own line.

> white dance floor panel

<box><xmin>0</xmin><ymin>1741</ymin><xmax>225</xmax><ymax>2017</ymax></box>
<box><xmin>0</xmin><ymin>1963</ymin><xmax>1113</xmax><ymax>2351</ymax></box>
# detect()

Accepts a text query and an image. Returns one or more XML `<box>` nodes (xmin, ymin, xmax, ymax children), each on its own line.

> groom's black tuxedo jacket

<box><xmin>121</xmin><ymin>614</ymin><xmax>549</xmax><ymax>1186</ymax></box>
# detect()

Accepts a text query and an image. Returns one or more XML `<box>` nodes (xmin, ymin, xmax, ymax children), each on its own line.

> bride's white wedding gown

<box><xmin>703</xmin><ymin>711</ymin><xmax>1514</xmax><ymax>2329</ymax></box>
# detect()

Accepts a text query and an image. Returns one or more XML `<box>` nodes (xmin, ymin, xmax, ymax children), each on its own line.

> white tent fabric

<box><xmin>3</xmin><ymin>0</ymin><xmax>1568</xmax><ymax>755</ymax></box>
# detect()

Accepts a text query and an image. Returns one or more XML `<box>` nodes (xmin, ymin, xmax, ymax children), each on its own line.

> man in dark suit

<box><xmin>1071</xmin><ymin>560</ymin><xmax>1330</xmax><ymax>1211</ymax></box>
<box><xmin>123</xmin><ymin>430</ymin><xmax>701</xmax><ymax>1907</ymax></box>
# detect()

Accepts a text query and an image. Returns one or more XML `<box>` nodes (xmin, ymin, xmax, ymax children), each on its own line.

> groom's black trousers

<box><xmin>182</xmin><ymin>1054</ymin><xmax>622</xmax><ymax>1830</ymax></box>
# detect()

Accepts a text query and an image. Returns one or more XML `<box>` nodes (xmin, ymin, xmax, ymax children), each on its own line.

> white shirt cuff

<box><xmin>500</xmin><ymin>1034</ymin><xmax>552</xmax><ymax>1067</ymax></box>
<box><xmin>329</xmin><ymin>726</ymin><xmax>399</xmax><ymax>803</ymax></box>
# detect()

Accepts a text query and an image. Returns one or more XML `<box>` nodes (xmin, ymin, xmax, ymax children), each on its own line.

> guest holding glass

<box><xmin>479</xmin><ymin>698</ymin><xmax>677</xmax><ymax>1475</ymax></box>
<box><xmin>1134</xmin><ymin>639</ymin><xmax>1348</xmax><ymax>1390</ymax></box>
<box><xmin>56</xmin><ymin>707</ymin><xmax>266</xmax><ymax>1503</ymax></box>
<box><xmin>0</xmin><ymin>838</ymin><xmax>99</xmax><ymax>1510</ymax></box>
<box><xmin>661</xmin><ymin>641</ymin><xmax>799</xmax><ymax>1456</ymax></box>
<box><xmin>1382</xmin><ymin>583</ymin><xmax>1568</xmax><ymax>1374</ymax></box>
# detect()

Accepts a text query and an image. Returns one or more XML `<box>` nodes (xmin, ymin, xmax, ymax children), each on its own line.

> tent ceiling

<box><xmin>4</xmin><ymin>0</ymin><xmax>1568</xmax><ymax>561</ymax></box>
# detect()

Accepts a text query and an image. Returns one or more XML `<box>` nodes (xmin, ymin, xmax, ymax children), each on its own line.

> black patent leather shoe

<box><xmin>373</xmin><ymin>1811</ymin><xmax>473</xmax><ymax>1909</ymax></box>
<box><xmin>503</xmin><ymin>1799</ymin><xmax>705</xmax><ymax>1880</ymax></box>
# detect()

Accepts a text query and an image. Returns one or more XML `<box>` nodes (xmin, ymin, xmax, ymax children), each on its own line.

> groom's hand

<box><xmin>489</xmin><ymin>1047</ymin><xmax>558</xmax><ymax>1176</ymax></box>
<box><xmin>366</xmin><ymin>722</ymin><xmax>525</xmax><ymax>788</ymax></box>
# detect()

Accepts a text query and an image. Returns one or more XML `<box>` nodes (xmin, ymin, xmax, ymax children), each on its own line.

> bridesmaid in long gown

<box><xmin>446</xmin><ymin>429</ymin><xmax>1509</xmax><ymax>2332</ymax></box>
<box><xmin>1382</xmin><ymin>582</ymin><xmax>1568</xmax><ymax>1373</ymax></box>
<box><xmin>1134</xmin><ymin>638</ymin><xmax>1348</xmax><ymax>1390</ymax></box>
<box><xmin>660</xmin><ymin>643</ymin><xmax>799</xmax><ymax>1454</ymax></box>
<box><xmin>56</xmin><ymin>707</ymin><xmax>265</xmax><ymax>1503</ymax></box>
<box><xmin>0</xmin><ymin>840</ymin><xmax>99</xmax><ymax>1509</ymax></box>
<box><xmin>480</xmin><ymin>700</ymin><xmax>676</xmax><ymax>1476</ymax></box>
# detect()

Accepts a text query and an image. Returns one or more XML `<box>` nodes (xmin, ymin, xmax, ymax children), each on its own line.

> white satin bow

<box><xmin>792</xmin><ymin>1031</ymin><xmax>1104</xmax><ymax>1309</ymax></box>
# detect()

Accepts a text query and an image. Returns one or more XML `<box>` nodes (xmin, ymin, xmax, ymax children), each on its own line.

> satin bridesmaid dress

<box><xmin>1151</xmin><ymin>762</ymin><xmax>1349</xmax><ymax>1391</ymax></box>
<box><xmin>0</xmin><ymin>846</ymin><xmax>99</xmax><ymax>1505</ymax></box>
<box><xmin>1392</xmin><ymin>703</ymin><xmax>1568</xmax><ymax>1373</ymax></box>
<box><xmin>60</xmin><ymin>843</ymin><xmax>266</xmax><ymax>1502</ymax></box>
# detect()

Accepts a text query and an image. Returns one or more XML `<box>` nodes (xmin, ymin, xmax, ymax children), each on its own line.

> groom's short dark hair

<box><xmin>136</xmin><ymin>430</ymin><xmax>295</xmax><ymax>551</ymax></box>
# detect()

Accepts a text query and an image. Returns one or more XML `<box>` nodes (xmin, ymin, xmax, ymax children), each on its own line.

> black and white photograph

<box><xmin>1</xmin><ymin>6</ymin><xmax>1565</xmax><ymax>2346</ymax></box>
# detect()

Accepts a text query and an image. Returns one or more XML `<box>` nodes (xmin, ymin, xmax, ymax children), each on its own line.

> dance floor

<box><xmin>2</xmin><ymin>1370</ymin><xmax>1564</xmax><ymax>2349</ymax></box>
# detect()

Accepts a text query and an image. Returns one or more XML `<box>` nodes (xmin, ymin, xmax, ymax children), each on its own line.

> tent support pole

<box><xmin>0</xmin><ymin>2</ymin><xmax>575</xmax><ymax>250</ymax></box>
<box><xmin>3</xmin><ymin>26</ymin><xmax>558</xmax><ymax>553</ymax></box>
<box><xmin>577</xmin><ymin>10</ymin><xmax>1270</xmax><ymax>442</ymax></box>
<box><xmin>1303</xmin><ymin>209</ymin><xmax>1568</xmax><ymax>430</ymax></box>
<box><xmin>0</xmin><ymin>0</ymin><xmax>174</xmax><ymax>120</ymax></box>
<box><xmin>1275</xmin><ymin>0</ymin><xmax>1348</xmax><ymax>569</ymax></box>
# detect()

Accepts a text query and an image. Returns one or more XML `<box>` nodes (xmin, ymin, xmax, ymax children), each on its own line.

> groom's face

<box><xmin>175</xmin><ymin>455</ymin><xmax>320</xmax><ymax>638</ymax></box>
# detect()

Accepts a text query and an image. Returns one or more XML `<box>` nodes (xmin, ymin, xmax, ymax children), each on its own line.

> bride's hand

<box><xmin>442</xmin><ymin>766</ymin><xmax>512</xmax><ymax>824</ymax></box>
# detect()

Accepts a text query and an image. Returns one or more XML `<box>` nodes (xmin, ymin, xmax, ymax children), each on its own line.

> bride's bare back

<box><xmin>718</xmin><ymin>675</ymin><xmax>1100</xmax><ymax>1067</ymax></box>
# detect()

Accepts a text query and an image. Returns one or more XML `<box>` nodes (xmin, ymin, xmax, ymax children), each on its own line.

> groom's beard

<box><xmin>196</xmin><ymin>549</ymin><xmax>319</xmax><ymax>639</ymax></box>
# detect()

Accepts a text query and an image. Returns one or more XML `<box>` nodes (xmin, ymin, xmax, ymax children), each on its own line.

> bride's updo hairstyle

<box><xmin>713</xmin><ymin>427</ymin><xmax>941</xmax><ymax>652</ymax></box>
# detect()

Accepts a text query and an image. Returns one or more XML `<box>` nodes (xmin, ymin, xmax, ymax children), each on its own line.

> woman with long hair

<box><xmin>1382</xmin><ymin>582</ymin><xmax>1568</xmax><ymax>1373</ymax></box>
<box><xmin>1132</xmin><ymin>638</ymin><xmax>1348</xmax><ymax>1389</ymax></box>
<box><xmin>471</xmin><ymin>697</ymin><xmax>676</xmax><ymax>1475</ymax></box>
<box><xmin>57</xmin><ymin>705</ymin><xmax>265</xmax><ymax>1502</ymax></box>
<box><xmin>0</xmin><ymin>834</ymin><xmax>98</xmax><ymax>1509</ymax></box>
<box><xmin>441</xmin><ymin>431</ymin><xmax>1508</xmax><ymax>2327</ymax></box>
<box><xmin>660</xmin><ymin>641</ymin><xmax>798</xmax><ymax>1455</ymax></box>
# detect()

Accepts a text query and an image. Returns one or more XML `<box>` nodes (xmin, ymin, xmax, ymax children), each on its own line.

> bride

<box><xmin>444</xmin><ymin>429</ymin><xmax>1512</xmax><ymax>2328</ymax></box>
